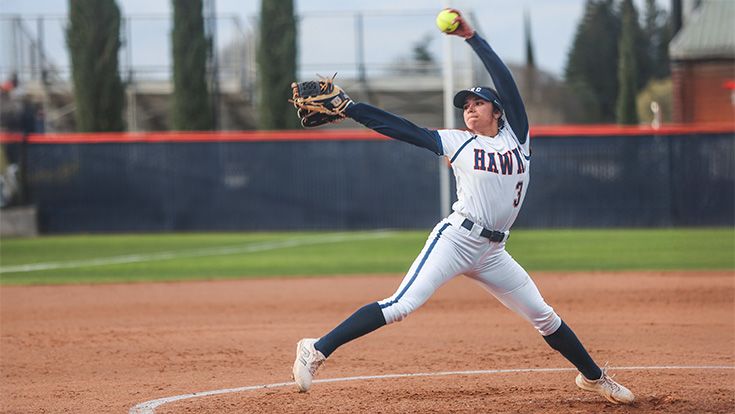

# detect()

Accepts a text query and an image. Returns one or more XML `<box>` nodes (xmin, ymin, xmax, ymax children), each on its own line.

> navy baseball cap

<box><xmin>453</xmin><ymin>86</ymin><xmax>503</xmax><ymax>113</ymax></box>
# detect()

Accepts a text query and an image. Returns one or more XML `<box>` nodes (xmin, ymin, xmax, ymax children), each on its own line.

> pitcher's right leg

<box><xmin>293</xmin><ymin>221</ymin><xmax>468</xmax><ymax>392</ymax></box>
<box><xmin>316</xmin><ymin>221</ymin><xmax>462</xmax><ymax>358</ymax></box>
<box><xmin>377</xmin><ymin>222</ymin><xmax>465</xmax><ymax>324</ymax></box>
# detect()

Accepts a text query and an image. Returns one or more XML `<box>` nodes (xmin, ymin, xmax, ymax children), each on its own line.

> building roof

<box><xmin>669</xmin><ymin>0</ymin><xmax>735</xmax><ymax>60</ymax></box>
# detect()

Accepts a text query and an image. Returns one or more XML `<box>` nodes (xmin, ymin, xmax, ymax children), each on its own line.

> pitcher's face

<box><xmin>463</xmin><ymin>96</ymin><xmax>501</xmax><ymax>136</ymax></box>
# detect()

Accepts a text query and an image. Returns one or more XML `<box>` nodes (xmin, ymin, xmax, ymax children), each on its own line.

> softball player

<box><xmin>293</xmin><ymin>9</ymin><xmax>634</xmax><ymax>405</ymax></box>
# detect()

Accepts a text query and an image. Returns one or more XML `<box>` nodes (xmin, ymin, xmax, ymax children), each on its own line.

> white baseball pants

<box><xmin>378</xmin><ymin>212</ymin><xmax>562</xmax><ymax>336</ymax></box>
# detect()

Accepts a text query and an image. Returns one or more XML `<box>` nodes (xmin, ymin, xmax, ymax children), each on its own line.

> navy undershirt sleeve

<box><xmin>345</xmin><ymin>102</ymin><xmax>443</xmax><ymax>156</ymax></box>
<box><xmin>466</xmin><ymin>34</ymin><xmax>529</xmax><ymax>144</ymax></box>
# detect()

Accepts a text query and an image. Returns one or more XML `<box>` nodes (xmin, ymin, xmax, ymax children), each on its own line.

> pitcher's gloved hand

<box><xmin>289</xmin><ymin>74</ymin><xmax>352</xmax><ymax>128</ymax></box>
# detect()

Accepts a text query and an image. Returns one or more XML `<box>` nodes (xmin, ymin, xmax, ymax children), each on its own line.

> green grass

<box><xmin>508</xmin><ymin>228</ymin><xmax>735</xmax><ymax>271</ymax></box>
<box><xmin>0</xmin><ymin>228</ymin><xmax>733</xmax><ymax>285</ymax></box>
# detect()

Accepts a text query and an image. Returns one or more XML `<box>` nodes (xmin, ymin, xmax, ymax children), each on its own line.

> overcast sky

<box><xmin>0</xmin><ymin>0</ymin><xmax>670</xmax><ymax>80</ymax></box>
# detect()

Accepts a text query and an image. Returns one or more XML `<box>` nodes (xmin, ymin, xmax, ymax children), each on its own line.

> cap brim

<box><xmin>453</xmin><ymin>90</ymin><xmax>504</xmax><ymax>113</ymax></box>
<box><xmin>453</xmin><ymin>90</ymin><xmax>483</xmax><ymax>109</ymax></box>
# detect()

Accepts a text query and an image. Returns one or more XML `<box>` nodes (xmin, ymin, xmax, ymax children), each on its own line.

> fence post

<box><xmin>440</xmin><ymin>1</ymin><xmax>455</xmax><ymax>219</ymax></box>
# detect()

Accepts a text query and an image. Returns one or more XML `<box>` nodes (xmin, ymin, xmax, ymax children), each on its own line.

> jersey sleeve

<box><xmin>466</xmin><ymin>34</ymin><xmax>530</xmax><ymax>145</ymax></box>
<box><xmin>437</xmin><ymin>129</ymin><xmax>475</xmax><ymax>159</ymax></box>
<box><xmin>344</xmin><ymin>102</ymin><xmax>443</xmax><ymax>155</ymax></box>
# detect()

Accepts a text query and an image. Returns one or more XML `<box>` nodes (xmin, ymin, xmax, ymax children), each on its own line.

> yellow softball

<box><xmin>436</xmin><ymin>10</ymin><xmax>459</xmax><ymax>33</ymax></box>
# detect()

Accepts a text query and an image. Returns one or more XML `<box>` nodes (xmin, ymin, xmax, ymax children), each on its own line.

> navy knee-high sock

<box><xmin>543</xmin><ymin>320</ymin><xmax>602</xmax><ymax>380</ymax></box>
<box><xmin>314</xmin><ymin>302</ymin><xmax>387</xmax><ymax>358</ymax></box>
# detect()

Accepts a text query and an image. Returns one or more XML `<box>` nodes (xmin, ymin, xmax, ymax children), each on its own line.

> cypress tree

<box><xmin>524</xmin><ymin>9</ymin><xmax>535</xmax><ymax>69</ymax></box>
<box><xmin>66</xmin><ymin>0</ymin><xmax>125</xmax><ymax>132</ymax></box>
<box><xmin>257</xmin><ymin>0</ymin><xmax>299</xmax><ymax>130</ymax></box>
<box><xmin>171</xmin><ymin>0</ymin><xmax>213</xmax><ymax>131</ymax></box>
<box><xmin>616</xmin><ymin>0</ymin><xmax>639</xmax><ymax>125</ymax></box>
<box><xmin>564</xmin><ymin>0</ymin><xmax>620</xmax><ymax>123</ymax></box>
<box><xmin>628</xmin><ymin>0</ymin><xmax>652</xmax><ymax>94</ymax></box>
<box><xmin>643</xmin><ymin>0</ymin><xmax>671</xmax><ymax>79</ymax></box>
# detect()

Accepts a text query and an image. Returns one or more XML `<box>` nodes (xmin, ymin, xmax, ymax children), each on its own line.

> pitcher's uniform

<box><xmin>342</xmin><ymin>33</ymin><xmax>559</xmax><ymax>334</ymax></box>
<box><xmin>293</xmin><ymin>29</ymin><xmax>635</xmax><ymax>406</ymax></box>
<box><xmin>375</xmin><ymin>111</ymin><xmax>559</xmax><ymax>336</ymax></box>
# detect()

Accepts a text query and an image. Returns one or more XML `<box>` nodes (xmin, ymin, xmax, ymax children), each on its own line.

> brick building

<box><xmin>669</xmin><ymin>0</ymin><xmax>735</xmax><ymax>124</ymax></box>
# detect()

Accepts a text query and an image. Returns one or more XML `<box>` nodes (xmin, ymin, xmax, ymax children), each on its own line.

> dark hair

<box><xmin>494</xmin><ymin>107</ymin><xmax>505</xmax><ymax>130</ymax></box>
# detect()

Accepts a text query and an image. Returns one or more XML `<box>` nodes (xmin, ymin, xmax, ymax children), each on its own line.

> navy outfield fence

<box><xmin>1</xmin><ymin>125</ymin><xmax>732</xmax><ymax>233</ymax></box>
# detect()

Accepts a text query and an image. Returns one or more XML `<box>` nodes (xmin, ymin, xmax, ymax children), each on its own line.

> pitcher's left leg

<box><xmin>471</xmin><ymin>250</ymin><xmax>634</xmax><ymax>404</ymax></box>
<box><xmin>469</xmin><ymin>249</ymin><xmax>560</xmax><ymax>335</ymax></box>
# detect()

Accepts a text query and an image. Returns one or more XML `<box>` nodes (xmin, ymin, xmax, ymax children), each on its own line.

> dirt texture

<box><xmin>1</xmin><ymin>271</ymin><xmax>733</xmax><ymax>413</ymax></box>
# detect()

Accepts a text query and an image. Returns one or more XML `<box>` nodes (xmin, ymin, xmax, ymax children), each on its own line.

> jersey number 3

<box><xmin>513</xmin><ymin>181</ymin><xmax>523</xmax><ymax>207</ymax></box>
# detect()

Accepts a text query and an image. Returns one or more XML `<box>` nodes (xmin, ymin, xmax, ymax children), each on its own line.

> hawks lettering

<box><xmin>472</xmin><ymin>147</ymin><xmax>524</xmax><ymax>175</ymax></box>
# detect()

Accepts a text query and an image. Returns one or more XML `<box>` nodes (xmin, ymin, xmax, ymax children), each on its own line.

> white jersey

<box><xmin>376</xmin><ymin>124</ymin><xmax>556</xmax><ymax>331</ymax></box>
<box><xmin>310</xmin><ymin>33</ymin><xmax>568</xmax><ymax>368</ymax></box>
<box><xmin>438</xmin><ymin>125</ymin><xmax>530</xmax><ymax>232</ymax></box>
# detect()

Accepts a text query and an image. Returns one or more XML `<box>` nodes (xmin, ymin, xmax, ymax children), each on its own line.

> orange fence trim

<box><xmin>0</xmin><ymin>123</ymin><xmax>732</xmax><ymax>144</ymax></box>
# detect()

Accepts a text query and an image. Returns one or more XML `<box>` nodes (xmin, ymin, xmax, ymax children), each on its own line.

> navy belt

<box><xmin>461</xmin><ymin>219</ymin><xmax>507</xmax><ymax>242</ymax></box>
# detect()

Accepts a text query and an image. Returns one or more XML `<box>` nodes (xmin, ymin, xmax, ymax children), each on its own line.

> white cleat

<box><xmin>575</xmin><ymin>369</ymin><xmax>635</xmax><ymax>404</ymax></box>
<box><xmin>292</xmin><ymin>338</ymin><xmax>326</xmax><ymax>392</ymax></box>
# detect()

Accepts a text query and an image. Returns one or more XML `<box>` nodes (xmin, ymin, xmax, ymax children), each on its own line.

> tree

<box><xmin>412</xmin><ymin>34</ymin><xmax>435</xmax><ymax>74</ymax></box>
<box><xmin>524</xmin><ymin>9</ymin><xmax>535</xmax><ymax>69</ymax></box>
<box><xmin>636</xmin><ymin>78</ymin><xmax>672</xmax><ymax>125</ymax></box>
<box><xmin>616</xmin><ymin>0</ymin><xmax>639</xmax><ymax>124</ymax></box>
<box><xmin>386</xmin><ymin>33</ymin><xmax>441</xmax><ymax>75</ymax></box>
<box><xmin>257</xmin><ymin>0</ymin><xmax>299</xmax><ymax>130</ymax></box>
<box><xmin>66</xmin><ymin>0</ymin><xmax>124</xmax><ymax>132</ymax></box>
<box><xmin>643</xmin><ymin>0</ymin><xmax>671</xmax><ymax>79</ymax></box>
<box><xmin>564</xmin><ymin>0</ymin><xmax>666</xmax><ymax>123</ymax></box>
<box><xmin>523</xmin><ymin>10</ymin><xmax>539</xmax><ymax>106</ymax></box>
<box><xmin>171</xmin><ymin>0</ymin><xmax>213</xmax><ymax>131</ymax></box>
<box><xmin>627</xmin><ymin>0</ymin><xmax>653</xmax><ymax>96</ymax></box>
<box><xmin>564</xmin><ymin>0</ymin><xmax>620</xmax><ymax>123</ymax></box>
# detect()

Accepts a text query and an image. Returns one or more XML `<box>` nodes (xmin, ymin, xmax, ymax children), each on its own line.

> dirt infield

<box><xmin>1</xmin><ymin>271</ymin><xmax>733</xmax><ymax>413</ymax></box>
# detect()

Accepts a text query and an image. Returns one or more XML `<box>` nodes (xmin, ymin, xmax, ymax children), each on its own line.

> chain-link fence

<box><xmin>0</xmin><ymin>10</ymin><xmax>476</xmax><ymax>85</ymax></box>
<box><xmin>1</xmin><ymin>10</ymin><xmax>495</xmax><ymax>132</ymax></box>
<box><xmin>0</xmin><ymin>13</ymin><xmax>253</xmax><ymax>84</ymax></box>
